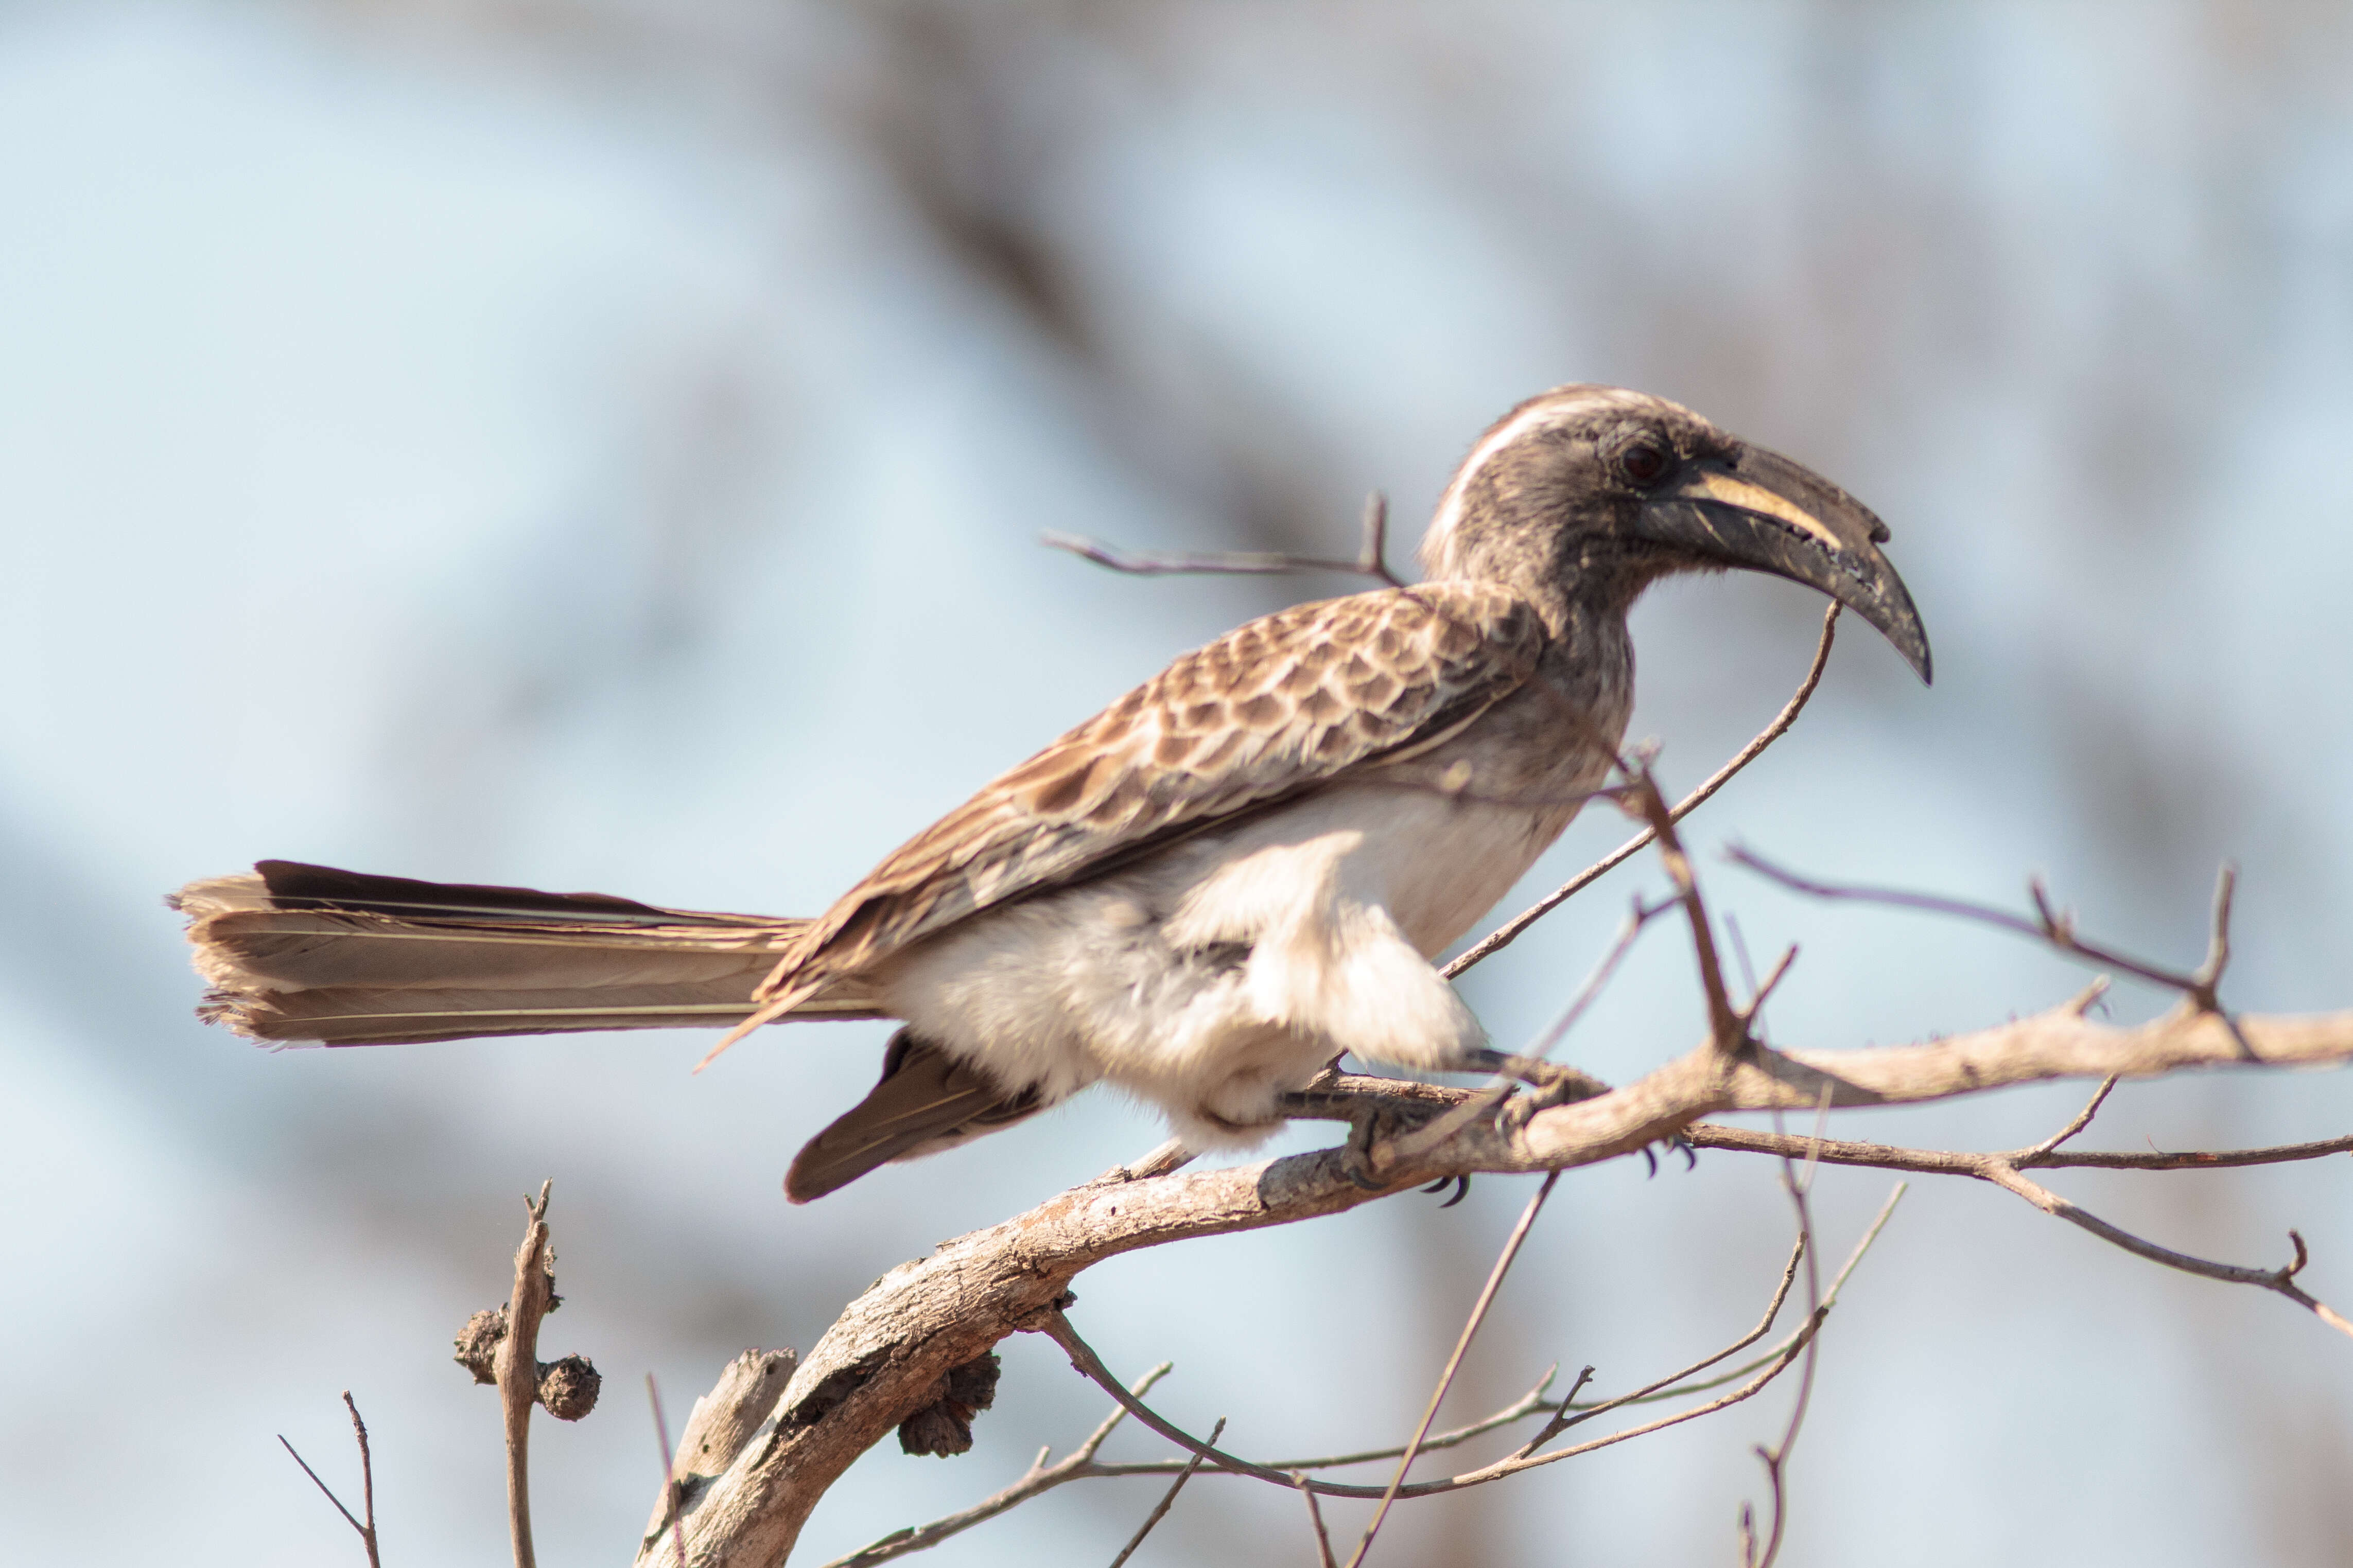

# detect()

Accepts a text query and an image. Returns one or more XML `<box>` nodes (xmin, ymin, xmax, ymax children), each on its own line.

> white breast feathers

<box><xmin>875</xmin><ymin>779</ymin><xmax>1583</xmax><ymax>1152</ymax></box>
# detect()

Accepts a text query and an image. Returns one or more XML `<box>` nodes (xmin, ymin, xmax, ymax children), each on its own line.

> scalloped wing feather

<box><xmin>756</xmin><ymin>583</ymin><xmax>1544</xmax><ymax>1002</ymax></box>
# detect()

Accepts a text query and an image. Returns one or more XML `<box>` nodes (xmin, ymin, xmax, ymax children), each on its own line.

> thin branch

<box><xmin>1566</xmin><ymin>1185</ymin><xmax>1904</xmax><ymax>1419</ymax></box>
<box><xmin>1980</xmin><ymin>1165</ymin><xmax>2353</xmax><ymax>1338</ymax></box>
<box><xmin>2029</xmin><ymin>1136</ymin><xmax>2353</xmax><ymax>1171</ymax></box>
<box><xmin>2016</xmin><ymin>1076</ymin><xmax>2120</xmax><ymax>1164</ymax></box>
<box><xmin>1092</xmin><ymin>1370</ymin><xmax>1559</xmax><ymax>1477</ymax></box>
<box><xmin>1294</xmin><ymin>1473</ymin><xmax>1338</xmax><ymax>1568</ymax></box>
<box><xmin>647</xmin><ymin>1376</ymin><xmax>686</xmax><ymax>1568</ymax></box>
<box><xmin>1107</xmin><ymin>1416</ymin><xmax>1224</xmax><ymax>1568</ymax></box>
<box><xmin>1345</xmin><ymin>1170</ymin><xmax>1562</xmax><ymax>1566</ymax></box>
<box><xmin>819</xmin><ymin>1365</ymin><xmax>1177</xmax><ymax>1568</ymax></box>
<box><xmin>1622</xmin><ymin>761</ymin><xmax>1745</xmax><ymax>1053</ymax></box>
<box><xmin>1743</xmin><ymin>1099</ymin><xmax>1829</xmax><ymax>1568</ymax></box>
<box><xmin>1396</xmin><ymin>896</ymin><xmax>1669</xmax><ymax>1161</ymax></box>
<box><xmin>1042</xmin><ymin>491</ymin><xmax>1404</xmax><ymax>588</ymax></box>
<box><xmin>1683</xmin><ymin>1124</ymin><xmax>2353</xmax><ymax>1175</ymax></box>
<box><xmin>1042</xmin><ymin>1305</ymin><xmax>1826</xmax><ymax>1503</ymax></box>
<box><xmin>1687</xmin><ymin>1120</ymin><xmax>2353</xmax><ymax>1338</ymax></box>
<box><xmin>278</xmin><ymin>1396</ymin><xmax>382</xmax><ymax>1568</ymax></box>
<box><xmin>1729</xmin><ymin>848</ymin><xmax>2255</xmax><ymax>1055</ymax></box>
<box><xmin>345</xmin><ymin>1395</ymin><xmax>381</xmax><ymax>1568</ymax></box>
<box><xmin>1446</xmin><ymin>602</ymin><xmax>1839</xmax><ymax>980</ymax></box>
<box><xmin>1038</xmin><ymin>1192</ymin><xmax>1902</xmax><ymax>1508</ymax></box>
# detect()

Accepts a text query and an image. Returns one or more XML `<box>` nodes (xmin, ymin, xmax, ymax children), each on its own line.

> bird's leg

<box><xmin>1276</xmin><ymin>1074</ymin><xmax>1457</xmax><ymax>1192</ymax></box>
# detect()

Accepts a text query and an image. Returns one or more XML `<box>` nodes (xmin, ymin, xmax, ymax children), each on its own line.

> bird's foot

<box><xmin>1338</xmin><ymin>1100</ymin><xmax>1407</xmax><ymax>1191</ymax></box>
<box><xmin>1638</xmin><ymin>1135</ymin><xmax>1700</xmax><ymax>1178</ymax></box>
<box><xmin>1421</xmin><ymin>1173</ymin><xmax>1473</xmax><ymax>1208</ymax></box>
<box><xmin>1461</xmin><ymin>1048</ymin><xmax>1612</xmax><ymax>1110</ymax></box>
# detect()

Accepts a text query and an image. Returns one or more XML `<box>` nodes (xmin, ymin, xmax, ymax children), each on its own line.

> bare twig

<box><xmin>277</xmin><ymin>1392</ymin><xmax>382</xmax><ymax>1568</ymax></box>
<box><xmin>821</xmin><ymin>1364</ymin><xmax>1176</xmax><ymax>1568</ymax></box>
<box><xmin>1447</xmin><ymin>602</ymin><xmax>1840</xmax><ymax>979</ymax></box>
<box><xmin>1095</xmin><ymin>1370</ymin><xmax>1559</xmax><ymax>1476</ymax></box>
<box><xmin>1396</xmin><ymin>896</ymin><xmax>1669</xmax><ymax>1162</ymax></box>
<box><xmin>2016</xmin><ymin>1076</ymin><xmax>2120</xmax><ymax>1163</ymax></box>
<box><xmin>647</xmin><ymin>1377</ymin><xmax>686</xmax><ymax>1568</ymax></box>
<box><xmin>1033</xmin><ymin>1190</ymin><xmax>1899</xmax><ymax>1510</ymax></box>
<box><xmin>1729</xmin><ymin>849</ymin><xmax>2255</xmax><ymax>1054</ymax></box>
<box><xmin>1554</xmin><ymin>1185</ymin><xmax>1903</xmax><ymax>1424</ymax></box>
<box><xmin>1041</xmin><ymin>1305</ymin><xmax>1819</xmax><ymax>1503</ymax></box>
<box><xmin>1294</xmin><ymin>1472</ymin><xmax>1338</xmax><ymax>1568</ymax></box>
<box><xmin>1683</xmin><ymin>1124</ymin><xmax>2353</xmax><ymax>1175</ymax></box>
<box><xmin>1622</xmin><ymin>761</ymin><xmax>1745</xmax><ymax>1053</ymax></box>
<box><xmin>1687</xmin><ymin>1114</ymin><xmax>2353</xmax><ymax>1338</ymax></box>
<box><xmin>498</xmin><ymin>1182</ymin><xmax>555</xmax><ymax>1568</ymax></box>
<box><xmin>1742</xmin><ymin>1097</ymin><xmax>1830</xmax><ymax>1568</ymax></box>
<box><xmin>1044</xmin><ymin>491</ymin><xmax>1404</xmax><ymax>588</ymax></box>
<box><xmin>1346</xmin><ymin>1170</ymin><xmax>1562</xmax><ymax>1565</ymax></box>
<box><xmin>1107</xmin><ymin>1416</ymin><xmax>1225</xmax><ymax>1567</ymax></box>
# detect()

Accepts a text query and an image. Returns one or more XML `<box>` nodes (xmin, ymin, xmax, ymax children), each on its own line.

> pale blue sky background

<box><xmin>3</xmin><ymin>3</ymin><xmax>2350</xmax><ymax>1563</ymax></box>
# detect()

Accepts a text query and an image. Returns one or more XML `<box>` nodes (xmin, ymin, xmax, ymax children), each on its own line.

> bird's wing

<box><xmin>753</xmin><ymin>580</ymin><xmax>1546</xmax><ymax>1012</ymax></box>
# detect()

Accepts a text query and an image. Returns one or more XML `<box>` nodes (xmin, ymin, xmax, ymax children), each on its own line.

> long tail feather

<box><xmin>170</xmin><ymin>860</ymin><xmax>885</xmax><ymax>1046</ymax></box>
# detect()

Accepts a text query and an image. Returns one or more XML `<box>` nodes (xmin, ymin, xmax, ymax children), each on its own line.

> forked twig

<box><xmin>1690</xmin><ymin>1094</ymin><xmax>2353</xmax><ymax>1340</ymax></box>
<box><xmin>1295</xmin><ymin>1471</ymin><xmax>1338</xmax><ymax>1568</ymax></box>
<box><xmin>1107</xmin><ymin>1416</ymin><xmax>1225</xmax><ymax>1567</ymax></box>
<box><xmin>1620</xmin><ymin>760</ymin><xmax>1745</xmax><ymax>1053</ymax></box>
<box><xmin>820</xmin><ymin>1364</ymin><xmax>1178</xmax><ymax>1568</ymax></box>
<box><xmin>1032</xmin><ymin>1185</ymin><xmax>1902</xmax><ymax>1507</ymax></box>
<box><xmin>1741</xmin><ymin>1094</ymin><xmax>1831</xmax><ymax>1568</ymax></box>
<box><xmin>277</xmin><ymin>1393</ymin><xmax>382</xmax><ymax>1568</ymax></box>
<box><xmin>1729</xmin><ymin>850</ymin><xmax>2255</xmax><ymax>1055</ymax></box>
<box><xmin>1447</xmin><ymin>602</ymin><xmax>1840</xmax><ymax>979</ymax></box>
<box><xmin>1395</xmin><ymin>896</ymin><xmax>1670</xmax><ymax>1161</ymax></box>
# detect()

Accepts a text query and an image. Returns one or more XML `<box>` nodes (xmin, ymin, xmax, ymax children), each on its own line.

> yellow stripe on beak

<box><xmin>1682</xmin><ymin>470</ymin><xmax>1847</xmax><ymax>551</ymax></box>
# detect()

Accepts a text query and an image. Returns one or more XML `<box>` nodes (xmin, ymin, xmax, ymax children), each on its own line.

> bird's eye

<box><xmin>1619</xmin><ymin>442</ymin><xmax>1672</xmax><ymax>488</ymax></box>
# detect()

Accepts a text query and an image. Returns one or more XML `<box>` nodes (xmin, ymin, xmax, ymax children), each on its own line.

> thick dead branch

<box><xmin>637</xmin><ymin>1000</ymin><xmax>2353</xmax><ymax>1564</ymax></box>
<box><xmin>647</xmin><ymin>1351</ymin><xmax>797</xmax><ymax>1554</ymax></box>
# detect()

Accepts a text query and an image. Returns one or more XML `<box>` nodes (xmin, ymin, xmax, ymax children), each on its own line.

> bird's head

<box><xmin>1419</xmin><ymin>385</ymin><xmax>1931</xmax><ymax>682</ymax></box>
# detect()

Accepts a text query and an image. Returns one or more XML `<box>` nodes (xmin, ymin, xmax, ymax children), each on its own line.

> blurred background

<box><xmin>4</xmin><ymin>1</ymin><xmax>2350</xmax><ymax>1562</ymax></box>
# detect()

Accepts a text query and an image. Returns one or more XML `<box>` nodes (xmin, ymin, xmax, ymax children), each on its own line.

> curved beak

<box><xmin>1641</xmin><ymin>445</ymin><xmax>1932</xmax><ymax>684</ymax></box>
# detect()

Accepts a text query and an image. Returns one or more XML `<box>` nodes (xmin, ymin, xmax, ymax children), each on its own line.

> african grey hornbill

<box><xmin>173</xmin><ymin>385</ymin><xmax>1930</xmax><ymax>1201</ymax></box>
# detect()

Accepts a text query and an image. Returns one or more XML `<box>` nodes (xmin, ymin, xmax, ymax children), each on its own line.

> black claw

<box><xmin>1641</xmin><ymin>1146</ymin><xmax>1659</xmax><ymax>1179</ymax></box>
<box><xmin>1433</xmin><ymin>1174</ymin><xmax>1472</xmax><ymax>1209</ymax></box>
<box><xmin>1421</xmin><ymin>1176</ymin><xmax>1452</xmax><ymax>1195</ymax></box>
<box><xmin>1678</xmin><ymin>1137</ymin><xmax>1698</xmax><ymax>1172</ymax></box>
